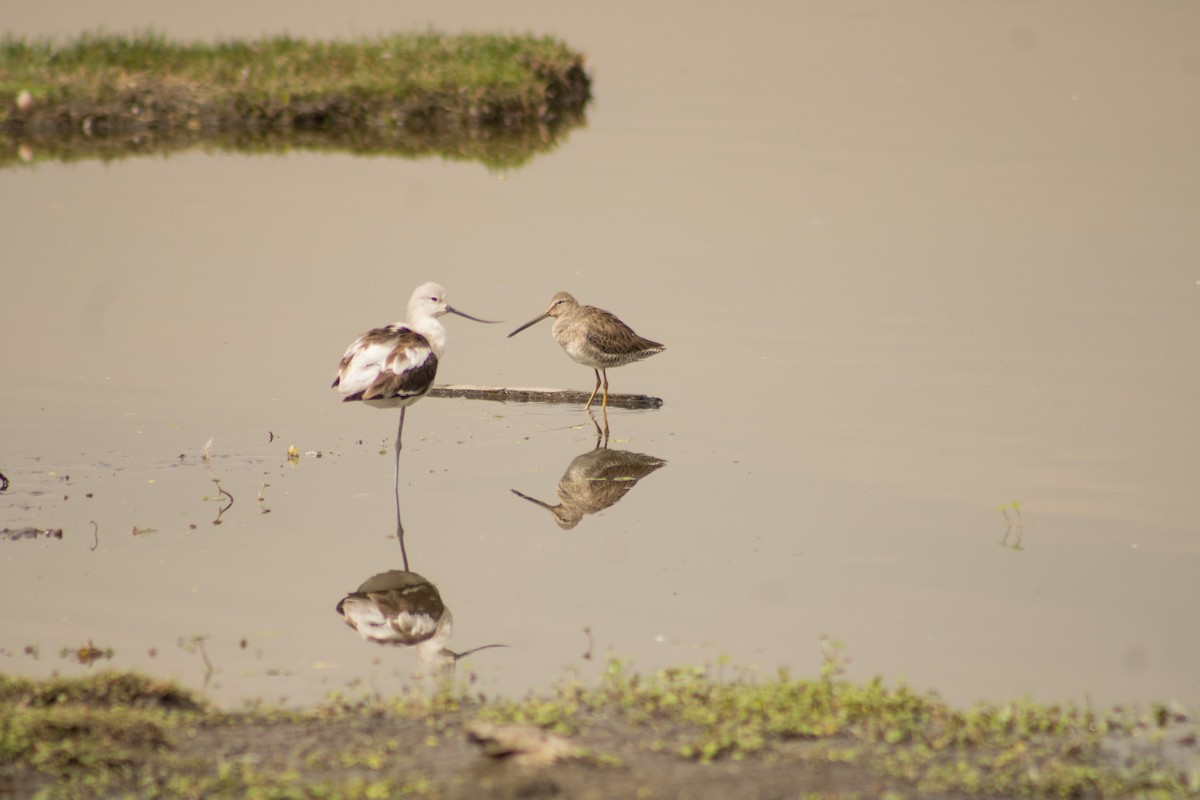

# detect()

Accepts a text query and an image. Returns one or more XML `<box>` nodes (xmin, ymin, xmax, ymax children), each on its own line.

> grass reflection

<box><xmin>0</xmin><ymin>31</ymin><xmax>591</xmax><ymax>170</ymax></box>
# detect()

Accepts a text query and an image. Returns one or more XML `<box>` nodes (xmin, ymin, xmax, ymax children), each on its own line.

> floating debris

<box><xmin>998</xmin><ymin>500</ymin><xmax>1025</xmax><ymax>550</ymax></box>
<box><xmin>61</xmin><ymin>640</ymin><xmax>114</xmax><ymax>666</ymax></box>
<box><xmin>1</xmin><ymin>527</ymin><xmax>63</xmax><ymax>541</ymax></box>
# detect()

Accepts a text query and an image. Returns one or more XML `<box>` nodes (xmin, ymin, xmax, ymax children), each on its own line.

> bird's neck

<box><xmin>410</xmin><ymin>318</ymin><xmax>448</xmax><ymax>358</ymax></box>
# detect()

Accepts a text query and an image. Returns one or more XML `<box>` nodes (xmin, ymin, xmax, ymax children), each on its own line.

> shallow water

<box><xmin>2</xmin><ymin>1</ymin><xmax>1199</xmax><ymax>710</ymax></box>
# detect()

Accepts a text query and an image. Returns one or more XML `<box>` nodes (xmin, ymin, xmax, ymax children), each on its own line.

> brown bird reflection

<box><xmin>336</xmin><ymin>569</ymin><xmax>504</xmax><ymax>674</ymax></box>
<box><xmin>511</xmin><ymin>444</ymin><xmax>667</xmax><ymax>530</ymax></box>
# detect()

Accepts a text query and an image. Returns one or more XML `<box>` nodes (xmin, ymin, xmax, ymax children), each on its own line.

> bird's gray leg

<box><xmin>394</xmin><ymin>484</ymin><xmax>409</xmax><ymax>570</ymax></box>
<box><xmin>394</xmin><ymin>406</ymin><xmax>408</xmax><ymax>570</ymax></box>
<box><xmin>393</xmin><ymin>407</ymin><xmax>405</xmax><ymax>493</ymax></box>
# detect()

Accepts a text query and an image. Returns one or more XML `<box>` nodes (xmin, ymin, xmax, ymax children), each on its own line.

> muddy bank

<box><xmin>2</xmin><ymin>667</ymin><xmax>1196</xmax><ymax>799</ymax></box>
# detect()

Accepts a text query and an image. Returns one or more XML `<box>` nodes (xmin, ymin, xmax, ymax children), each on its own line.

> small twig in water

<box><xmin>198</xmin><ymin>441</ymin><xmax>234</xmax><ymax>524</ymax></box>
<box><xmin>998</xmin><ymin>500</ymin><xmax>1025</xmax><ymax>550</ymax></box>
<box><xmin>257</xmin><ymin>483</ymin><xmax>271</xmax><ymax>514</ymax></box>
<box><xmin>197</xmin><ymin>638</ymin><xmax>213</xmax><ymax>673</ymax></box>
<box><xmin>211</xmin><ymin>484</ymin><xmax>234</xmax><ymax>525</ymax></box>
<box><xmin>89</xmin><ymin>520</ymin><xmax>99</xmax><ymax>551</ymax></box>
<box><xmin>582</xmin><ymin>626</ymin><xmax>594</xmax><ymax>661</ymax></box>
<box><xmin>180</xmin><ymin>635</ymin><xmax>216</xmax><ymax>691</ymax></box>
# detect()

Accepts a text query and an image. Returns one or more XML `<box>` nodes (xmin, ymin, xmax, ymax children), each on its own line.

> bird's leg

<box><xmin>394</xmin><ymin>482</ymin><xmax>409</xmax><ymax>571</ymax></box>
<box><xmin>586</xmin><ymin>408</ymin><xmax>604</xmax><ymax>444</ymax></box>
<box><xmin>600</xmin><ymin>402</ymin><xmax>610</xmax><ymax>443</ymax></box>
<box><xmin>600</xmin><ymin>369</ymin><xmax>610</xmax><ymax>409</ymax></box>
<box><xmin>394</xmin><ymin>407</ymin><xmax>411</xmax><ymax>568</ymax></box>
<box><xmin>393</xmin><ymin>406</ymin><xmax>406</xmax><ymax>495</ymax></box>
<box><xmin>584</xmin><ymin>369</ymin><xmax>602</xmax><ymax>410</ymax></box>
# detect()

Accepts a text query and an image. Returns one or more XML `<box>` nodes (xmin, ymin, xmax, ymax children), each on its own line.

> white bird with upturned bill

<box><xmin>332</xmin><ymin>282</ymin><xmax>497</xmax><ymax>490</ymax></box>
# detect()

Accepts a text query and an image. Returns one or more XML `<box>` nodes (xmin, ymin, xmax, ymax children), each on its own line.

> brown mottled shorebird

<box><xmin>511</xmin><ymin>445</ymin><xmax>667</xmax><ymax>530</ymax></box>
<box><xmin>332</xmin><ymin>282</ymin><xmax>497</xmax><ymax>494</ymax></box>
<box><xmin>507</xmin><ymin>292</ymin><xmax>664</xmax><ymax>409</ymax></box>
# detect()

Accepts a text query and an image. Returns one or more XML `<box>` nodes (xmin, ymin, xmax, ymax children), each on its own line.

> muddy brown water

<box><xmin>2</xmin><ymin>1</ymin><xmax>1198</xmax><ymax>712</ymax></box>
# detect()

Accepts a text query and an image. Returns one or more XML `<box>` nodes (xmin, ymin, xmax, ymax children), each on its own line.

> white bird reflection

<box><xmin>511</xmin><ymin>443</ymin><xmax>667</xmax><ymax>530</ymax></box>
<box><xmin>336</xmin><ymin>569</ymin><xmax>505</xmax><ymax>676</ymax></box>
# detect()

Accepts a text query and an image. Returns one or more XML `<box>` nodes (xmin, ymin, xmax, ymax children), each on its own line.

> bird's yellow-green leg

<box><xmin>584</xmin><ymin>369</ymin><xmax>602</xmax><ymax>410</ymax></box>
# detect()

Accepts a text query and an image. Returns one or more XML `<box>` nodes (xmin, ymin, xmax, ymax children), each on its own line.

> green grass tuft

<box><xmin>0</xmin><ymin>30</ymin><xmax>591</xmax><ymax>169</ymax></box>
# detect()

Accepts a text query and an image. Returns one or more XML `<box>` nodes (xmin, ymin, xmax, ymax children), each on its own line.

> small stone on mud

<box><xmin>466</xmin><ymin>720</ymin><xmax>580</xmax><ymax>767</ymax></box>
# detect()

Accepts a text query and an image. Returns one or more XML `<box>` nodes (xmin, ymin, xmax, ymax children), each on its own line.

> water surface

<box><xmin>2</xmin><ymin>0</ymin><xmax>1198</xmax><ymax>710</ymax></box>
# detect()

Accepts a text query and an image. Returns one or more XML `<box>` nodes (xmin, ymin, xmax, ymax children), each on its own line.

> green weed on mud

<box><xmin>2</xmin><ymin>655</ymin><xmax>1197</xmax><ymax>799</ymax></box>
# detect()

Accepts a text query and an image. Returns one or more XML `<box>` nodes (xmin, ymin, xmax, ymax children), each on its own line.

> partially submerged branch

<box><xmin>427</xmin><ymin>384</ymin><xmax>664</xmax><ymax>410</ymax></box>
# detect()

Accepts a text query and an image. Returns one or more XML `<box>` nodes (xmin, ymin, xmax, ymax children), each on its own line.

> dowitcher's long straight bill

<box><xmin>507</xmin><ymin>311</ymin><xmax>550</xmax><ymax>337</ymax></box>
<box><xmin>449</xmin><ymin>306</ymin><xmax>501</xmax><ymax>324</ymax></box>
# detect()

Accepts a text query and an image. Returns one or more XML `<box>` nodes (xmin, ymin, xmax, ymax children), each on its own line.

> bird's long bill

<box><xmin>452</xmin><ymin>643</ymin><xmax>510</xmax><ymax>662</ymax></box>
<box><xmin>447</xmin><ymin>306</ymin><xmax>501</xmax><ymax>324</ymax></box>
<box><xmin>511</xmin><ymin>488</ymin><xmax>555</xmax><ymax>510</ymax></box>
<box><xmin>507</xmin><ymin>312</ymin><xmax>550</xmax><ymax>338</ymax></box>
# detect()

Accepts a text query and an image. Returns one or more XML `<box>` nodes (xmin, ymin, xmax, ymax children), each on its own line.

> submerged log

<box><xmin>427</xmin><ymin>384</ymin><xmax>663</xmax><ymax>409</ymax></box>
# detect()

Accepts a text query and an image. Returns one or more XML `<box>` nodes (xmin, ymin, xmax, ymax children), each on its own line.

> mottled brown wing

<box><xmin>584</xmin><ymin>309</ymin><xmax>665</xmax><ymax>359</ymax></box>
<box><xmin>360</xmin><ymin>348</ymin><xmax>438</xmax><ymax>402</ymax></box>
<box><xmin>334</xmin><ymin>326</ymin><xmax>439</xmax><ymax>402</ymax></box>
<box><xmin>331</xmin><ymin>326</ymin><xmax>397</xmax><ymax>389</ymax></box>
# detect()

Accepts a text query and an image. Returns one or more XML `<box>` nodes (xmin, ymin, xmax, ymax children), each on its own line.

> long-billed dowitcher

<box><xmin>511</xmin><ymin>445</ymin><xmax>667</xmax><ymax>530</ymax></box>
<box><xmin>332</xmin><ymin>282</ymin><xmax>497</xmax><ymax>491</ymax></box>
<box><xmin>507</xmin><ymin>292</ymin><xmax>664</xmax><ymax>409</ymax></box>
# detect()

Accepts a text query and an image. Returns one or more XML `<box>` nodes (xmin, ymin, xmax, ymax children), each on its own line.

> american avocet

<box><xmin>332</xmin><ymin>282</ymin><xmax>496</xmax><ymax>491</ymax></box>
<box><xmin>507</xmin><ymin>292</ymin><xmax>664</xmax><ymax>410</ymax></box>
<box><xmin>336</xmin><ymin>569</ymin><xmax>506</xmax><ymax>675</ymax></box>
